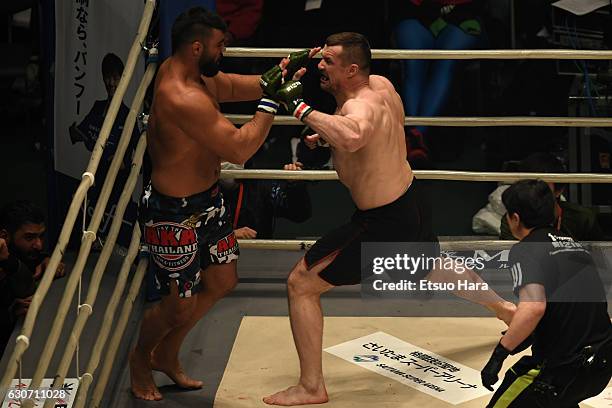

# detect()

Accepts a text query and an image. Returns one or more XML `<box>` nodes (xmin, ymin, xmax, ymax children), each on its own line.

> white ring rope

<box><xmin>0</xmin><ymin>0</ymin><xmax>157</xmax><ymax>404</ymax></box>
<box><xmin>220</xmin><ymin>169</ymin><xmax>612</xmax><ymax>184</ymax></box>
<box><xmin>238</xmin><ymin>239</ymin><xmax>612</xmax><ymax>251</ymax></box>
<box><xmin>224</xmin><ymin>47</ymin><xmax>612</xmax><ymax>60</ymax></box>
<box><xmin>226</xmin><ymin>114</ymin><xmax>612</xmax><ymax>128</ymax></box>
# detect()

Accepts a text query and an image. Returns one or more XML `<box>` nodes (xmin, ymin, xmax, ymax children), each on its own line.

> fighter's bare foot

<box><xmin>263</xmin><ymin>384</ymin><xmax>328</xmax><ymax>406</ymax></box>
<box><xmin>130</xmin><ymin>350</ymin><xmax>163</xmax><ymax>401</ymax></box>
<box><xmin>151</xmin><ymin>352</ymin><xmax>203</xmax><ymax>389</ymax></box>
<box><xmin>491</xmin><ymin>301</ymin><xmax>517</xmax><ymax>326</ymax></box>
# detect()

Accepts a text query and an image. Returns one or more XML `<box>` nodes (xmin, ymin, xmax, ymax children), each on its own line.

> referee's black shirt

<box><xmin>508</xmin><ymin>227</ymin><xmax>612</xmax><ymax>365</ymax></box>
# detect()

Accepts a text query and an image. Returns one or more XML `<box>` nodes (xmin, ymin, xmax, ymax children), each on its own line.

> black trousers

<box><xmin>487</xmin><ymin>350</ymin><xmax>612</xmax><ymax>408</ymax></box>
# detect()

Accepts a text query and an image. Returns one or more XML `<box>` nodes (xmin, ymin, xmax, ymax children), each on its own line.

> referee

<box><xmin>481</xmin><ymin>179</ymin><xmax>612</xmax><ymax>407</ymax></box>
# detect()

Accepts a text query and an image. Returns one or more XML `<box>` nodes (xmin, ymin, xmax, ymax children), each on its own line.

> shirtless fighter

<box><xmin>130</xmin><ymin>6</ymin><xmax>317</xmax><ymax>400</ymax></box>
<box><xmin>263</xmin><ymin>32</ymin><xmax>515</xmax><ymax>406</ymax></box>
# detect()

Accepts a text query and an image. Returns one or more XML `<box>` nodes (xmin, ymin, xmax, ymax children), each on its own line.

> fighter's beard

<box><xmin>8</xmin><ymin>242</ymin><xmax>40</xmax><ymax>266</ymax></box>
<box><xmin>200</xmin><ymin>58</ymin><xmax>220</xmax><ymax>77</ymax></box>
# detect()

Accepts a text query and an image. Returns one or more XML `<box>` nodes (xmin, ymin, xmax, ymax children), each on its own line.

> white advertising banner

<box><xmin>54</xmin><ymin>0</ymin><xmax>145</xmax><ymax>177</ymax></box>
<box><xmin>53</xmin><ymin>0</ymin><xmax>145</xmax><ymax>245</ymax></box>
<box><xmin>325</xmin><ymin>331</ymin><xmax>491</xmax><ymax>405</ymax></box>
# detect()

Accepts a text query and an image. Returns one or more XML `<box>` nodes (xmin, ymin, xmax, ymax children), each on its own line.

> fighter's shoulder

<box><xmin>369</xmin><ymin>75</ymin><xmax>395</xmax><ymax>91</ymax></box>
<box><xmin>345</xmin><ymin>87</ymin><xmax>385</xmax><ymax>116</ymax></box>
<box><xmin>343</xmin><ymin>97</ymin><xmax>375</xmax><ymax>116</ymax></box>
<box><xmin>156</xmin><ymin>81</ymin><xmax>213</xmax><ymax>114</ymax></box>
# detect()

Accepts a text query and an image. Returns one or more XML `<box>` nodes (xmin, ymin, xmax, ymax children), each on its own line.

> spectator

<box><xmin>0</xmin><ymin>237</ymin><xmax>15</xmax><ymax>357</ymax></box>
<box><xmin>472</xmin><ymin>183</ymin><xmax>510</xmax><ymax>236</ymax></box>
<box><xmin>0</xmin><ymin>201</ymin><xmax>66</xmax><ymax>357</ymax></box>
<box><xmin>0</xmin><ymin>238</ymin><xmax>8</xmax><ymax>262</ymax></box>
<box><xmin>0</xmin><ymin>200</ymin><xmax>66</xmax><ymax>278</ymax></box>
<box><xmin>216</xmin><ymin>0</ymin><xmax>264</xmax><ymax>78</ymax></box>
<box><xmin>391</xmin><ymin>0</ymin><xmax>484</xmax><ymax>168</ymax></box>
<box><xmin>296</xmin><ymin>125</ymin><xmax>332</xmax><ymax>169</ymax></box>
<box><xmin>225</xmin><ymin>169</ymin><xmax>311</xmax><ymax>239</ymax></box>
<box><xmin>216</xmin><ymin>0</ymin><xmax>263</xmax><ymax>47</ymax></box>
<box><xmin>1</xmin><ymin>236</ymin><xmax>32</xmax><ymax>357</ymax></box>
<box><xmin>500</xmin><ymin>153</ymin><xmax>604</xmax><ymax>241</ymax></box>
<box><xmin>221</xmin><ymin>139</ymin><xmax>328</xmax><ymax>239</ymax></box>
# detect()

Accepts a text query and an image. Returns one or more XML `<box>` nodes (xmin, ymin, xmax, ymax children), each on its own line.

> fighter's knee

<box><xmin>163</xmin><ymin>301</ymin><xmax>196</xmax><ymax>327</ymax></box>
<box><xmin>287</xmin><ymin>261</ymin><xmax>311</xmax><ymax>296</ymax></box>
<box><xmin>220</xmin><ymin>274</ymin><xmax>238</xmax><ymax>295</ymax></box>
<box><xmin>207</xmin><ymin>273</ymin><xmax>238</xmax><ymax>298</ymax></box>
<box><xmin>428</xmin><ymin>263</ymin><xmax>465</xmax><ymax>284</ymax></box>
<box><xmin>286</xmin><ymin>270</ymin><xmax>300</xmax><ymax>294</ymax></box>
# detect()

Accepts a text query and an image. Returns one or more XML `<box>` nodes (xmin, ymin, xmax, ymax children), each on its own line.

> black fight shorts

<box><xmin>304</xmin><ymin>179</ymin><xmax>439</xmax><ymax>286</ymax></box>
<box><xmin>139</xmin><ymin>182</ymin><xmax>239</xmax><ymax>298</ymax></box>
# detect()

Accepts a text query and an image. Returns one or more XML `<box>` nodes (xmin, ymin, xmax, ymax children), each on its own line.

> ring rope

<box><xmin>226</xmin><ymin>114</ymin><xmax>612</xmax><ymax>128</ymax></box>
<box><xmin>76</xmin><ymin>275</ymin><xmax>82</xmax><ymax>380</ymax></box>
<box><xmin>224</xmin><ymin>47</ymin><xmax>612</xmax><ymax>60</ymax></box>
<box><xmin>31</xmin><ymin>60</ymin><xmax>157</xmax><ymax>407</ymax></box>
<box><xmin>221</xmin><ymin>169</ymin><xmax>612</xmax><ymax>184</ymax></box>
<box><xmin>238</xmin><ymin>239</ymin><xmax>612</xmax><ymax>251</ymax></box>
<box><xmin>0</xmin><ymin>1</ymin><xmax>157</xmax><ymax>403</ymax></box>
<box><xmin>72</xmin><ymin>225</ymin><xmax>145</xmax><ymax>408</ymax></box>
<box><xmin>45</xmin><ymin>135</ymin><xmax>148</xmax><ymax>407</ymax></box>
<box><xmin>89</xmin><ymin>257</ymin><xmax>149</xmax><ymax>408</ymax></box>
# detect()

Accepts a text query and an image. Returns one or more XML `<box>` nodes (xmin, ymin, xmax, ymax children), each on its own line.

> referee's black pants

<box><xmin>486</xmin><ymin>349</ymin><xmax>612</xmax><ymax>408</ymax></box>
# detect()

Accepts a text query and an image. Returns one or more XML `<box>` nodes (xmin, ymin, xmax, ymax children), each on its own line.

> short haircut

<box><xmin>502</xmin><ymin>180</ymin><xmax>555</xmax><ymax>229</ymax></box>
<box><xmin>325</xmin><ymin>32</ymin><xmax>371</xmax><ymax>73</ymax></box>
<box><xmin>519</xmin><ymin>152</ymin><xmax>567</xmax><ymax>193</ymax></box>
<box><xmin>101</xmin><ymin>53</ymin><xmax>124</xmax><ymax>79</ymax></box>
<box><xmin>0</xmin><ymin>200</ymin><xmax>46</xmax><ymax>235</ymax></box>
<box><xmin>171</xmin><ymin>6</ymin><xmax>227</xmax><ymax>54</ymax></box>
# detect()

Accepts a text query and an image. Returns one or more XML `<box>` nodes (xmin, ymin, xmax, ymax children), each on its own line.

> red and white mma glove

<box><xmin>276</xmin><ymin>80</ymin><xmax>313</xmax><ymax>121</ymax></box>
